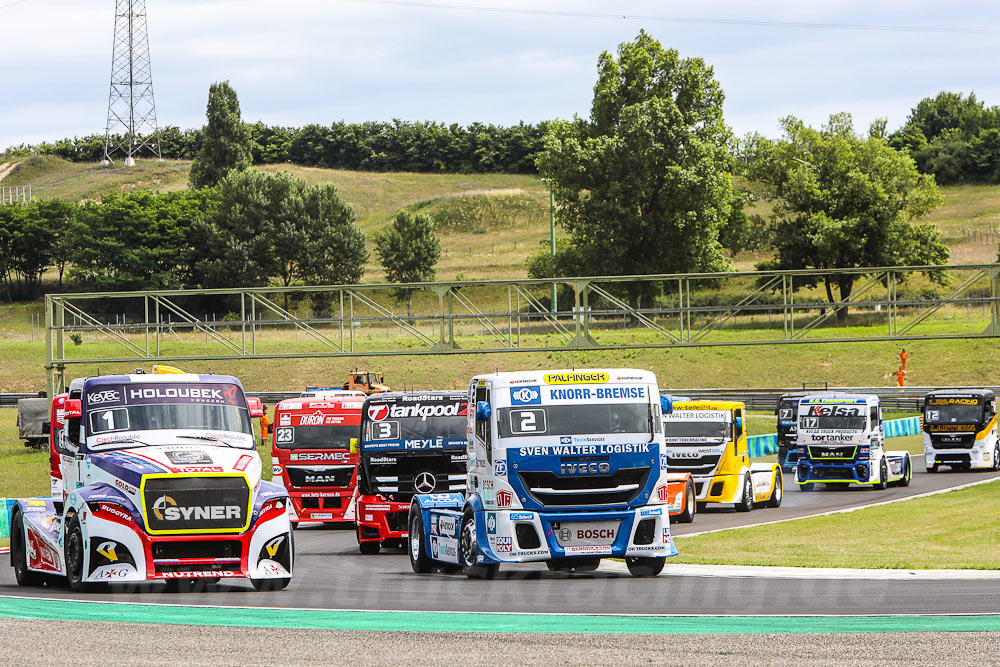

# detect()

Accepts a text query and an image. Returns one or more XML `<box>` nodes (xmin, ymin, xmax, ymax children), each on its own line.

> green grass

<box><xmin>673</xmin><ymin>478</ymin><xmax>1000</xmax><ymax>569</ymax></box>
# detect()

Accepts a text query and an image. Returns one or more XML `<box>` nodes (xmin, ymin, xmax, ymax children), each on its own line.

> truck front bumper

<box><xmin>796</xmin><ymin>460</ymin><xmax>870</xmax><ymax>485</ymax></box>
<box><xmin>356</xmin><ymin>496</ymin><xmax>410</xmax><ymax>543</ymax></box>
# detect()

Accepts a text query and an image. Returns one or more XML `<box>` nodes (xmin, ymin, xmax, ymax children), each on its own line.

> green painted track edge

<box><xmin>1</xmin><ymin>597</ymin><xmax>998</xmax><ymax>634</ymax></box>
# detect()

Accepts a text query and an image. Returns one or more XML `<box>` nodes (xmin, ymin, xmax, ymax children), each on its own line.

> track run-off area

<box><xmin>2</xmin><ymin>467</ymin><xmax>998</xmax><ymax>631</ymax></box>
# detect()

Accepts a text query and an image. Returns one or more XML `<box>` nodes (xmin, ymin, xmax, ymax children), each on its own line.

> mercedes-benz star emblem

<box><xmin>414</xmin><ymin>471</ymin><xmax>437</xmax><ymax>493</ymax></box>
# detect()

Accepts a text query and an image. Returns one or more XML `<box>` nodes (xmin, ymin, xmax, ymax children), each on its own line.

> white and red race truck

<box><xmin>9</xmin><ymin>369</ymin><xmax>294</xmax><ymax>591</ymax></box>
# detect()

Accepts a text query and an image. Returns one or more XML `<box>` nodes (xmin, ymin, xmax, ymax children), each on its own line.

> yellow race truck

<box><xmin>661</xmin><ymin>399</ymin><xmax>782</xmax><ymax>511</ymax></box>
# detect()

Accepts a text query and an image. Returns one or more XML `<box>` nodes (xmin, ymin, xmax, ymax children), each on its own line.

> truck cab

<box><xmin>48</xmin><ymin>393</ymin><xmax>68</xmax><ymax>497</ymax></box>
<box><xmin>661</xmin><ymin>400</ymin><xmax>782</xmax><ymax>511</ymax></box>
<box><xmin>407</xmin><ymin>369</ymin><xmax>678</xmax><ymax>578</ymax></box>
<box><xmin>922</xmin><ymin>389</ymin><xmax>999</xmax><ymax>472</ymax></box>
<box><xmin>9</xmin><ymin>370</ymin><xmax>293</xmax><ymax>591</ymax></box>
<box><xmin>270</xmin><ymin>395</ymin><xmax>364</xmax><ymax>526</ymax></box>
<box><xmin>345</xmin><ymin>371</ymin><xmax>390</xmax><ymax>395</ymax></box>
<box><xmin>355</xmin><ymin>391</ymin><xmax>469</xmax><ymax>553</ymax></box>
<box><xmin>795</xmin><ymin>393</ymin><xmax>911</xmax><ymax>490</ymax></box>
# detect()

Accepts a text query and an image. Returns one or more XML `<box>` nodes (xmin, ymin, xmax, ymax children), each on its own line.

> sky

<box><xmin>2</xmin><ymin>0</ymin><xmax>1000</xmax><ymax>148</ymax></box>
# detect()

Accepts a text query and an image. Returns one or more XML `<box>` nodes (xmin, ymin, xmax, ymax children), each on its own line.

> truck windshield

<box><xmin>274</xmin><ymin>424</ymin><xmax>357</xmax><ymax>450</ymax></box>
<box><xmin>497</xmin><ymin>402</ymin><xmax>650</xmax><ymax>438</ymax></box>
<box><xmin>87</xmin><ymin>403</ymin><xmax>253</xmax><ymax>448</ymax></box>
<box><xmin>800</xmin><ymin>414</ymin><xmax>866</xmax><ymax>431</ymax></box>
<box><xmin>662</xmin><ymin>420</ymin><xmax>729</xmax><ymax>442</ymax></box>
<box><xmin>925</xmin><ymin>402</ymin><xmax>982</xmax><ymax>424</ymax></box>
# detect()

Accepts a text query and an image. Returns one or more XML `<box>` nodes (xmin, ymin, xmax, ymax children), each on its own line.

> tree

<box><xmin>373</xmin><ymin>210</ymin><xmax>441</xmax><ymax>316</ymax></box>
<box><xmin>535</xmin><ymin>31</ymin><xmax>735</xmax><ymax>304</ymax></box>
<box><xmin>189</xmin><ymin>169</ymin><xmax>367</xmax><ymax>306</ymax></box>
<box><xmin>752</xmin><ymin>113</ymin><xmax>948</xmax><ymax>322</ymax></box>
<box><xmin>32</xmin><ymin>199</ymin><xmax>78</xmax><ymax>288</ymax></box>
<box><xmin>189</xmin><ymin>81</ymin><xmax>253</xmax><ymax>189</ymax></box>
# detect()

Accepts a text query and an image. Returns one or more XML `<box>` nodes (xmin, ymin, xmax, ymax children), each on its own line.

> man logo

<box><xmin>96</xmin><ymin>541</ymin><xmax>118</xmax><ymax>561</ymax></box>
<box><xmin>414</xmin><ymin>471</ymin><xmax>437</xmax><ymax>493</ymax></box>
<box><xmin>510</xmin><ymin>386</ymin><xmax>541</xmax><ymax>406</ymax></box>
<box><xmin>152</xmin><ymin>495</ymin><xmax>177</xmax><ymax>520</ymax></box>
<box><xmin>264</xmin><ymin>535</ymin><xmax>284</xmax><ymax>558</ymax></box>
<box><xmin>368</xmin><ymin>404</ymin><xmax>389</xmax><ymax>422</ymax></box>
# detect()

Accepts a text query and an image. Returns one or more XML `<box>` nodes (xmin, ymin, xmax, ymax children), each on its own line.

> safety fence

<box><xmin>747</xmin><ymin>415</ymin><xmax>921</xmax><ymax>458</ymax></box>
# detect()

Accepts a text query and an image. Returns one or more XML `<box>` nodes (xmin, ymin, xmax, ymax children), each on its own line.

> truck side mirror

<box><xmin>64</xmin><ymin>399</ymin><xmax>82</xmax><ymax>419</ymax></box>
<box><xmin>350</xmin><ymin>438</ymin><xmax>359</xmax><ymax>454</ymax></box>
<box><xmin>476</xmin><ymin>401</ymin><xmax>491</xmax><ymax>422</ymax></box>
<box><xmin>660</xmin><ymin>395</ymin><xmax>674</xmax><ymax>415</ymax></box>
<box><xmin>246</xmin><ymin>396</ymin><xmax>264</xmax><ymax>418</ymax></box>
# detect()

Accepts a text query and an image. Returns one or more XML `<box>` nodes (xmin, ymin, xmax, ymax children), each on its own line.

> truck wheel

<box><xmin>675</xmin><ymin>480</ymin><xmax>696</xmax><ymax>523</ymax></box>
<box><xmin>65</xmin><ymin>517</ymin><xmax>101</xmax><ymax>592</ymax></box>
<box><xmin>896</xmin><ymin>456</ymin><xmax>912</xmax><ymax>487</ymax></box>
<box><xmin>765</xmin><ymin>470</ymin><xmax>783</xmax><ymax>508</ymax></box>
<box><xmin>928</xmin><ymin>461</ymin><xmax>939</xmax><ymax>473</ymax></box>
<box><xmin>992</xmin><ymin>444</ymin><xmax>1000</xmax><ymax>472</ymax></box>
<box><xmin>408</xmin><ymin>510</ymin><xmax>433</xmax><ymax>574</ymax></box>
<box><xmin>460</xmin><ymin>509</ymin><xmax>498</xmax><ymax>580</ymax></box>
<box><xmin>356</xmin><ymin>527</ymin><xmax>381</xmax><ymax>554</ymax></box>
<box><xmin>799</xmin><ymin>482</ymin><xmax>814</xmax><ymax>492</ymax></box>
<box><xmin>10</xmin><ymin>510</ymin><xmax>43</xmax><ymax>587</ymax></box>
<box><xmin>874</xmin><ymin>459</ymin><xmax>888</xmax><ymax>490</ymax></box>
<box><xmin>734</xmin><ymin>474</ymin><xmax>754</xmax><ymax>512</ymax></box>
<box><xmin>250</xmin><ymin>577</ymin><xmax>291</xmax><ymax>591</ymax></box>
<box><xmin>625</xmin><ymin>556</ymin><xmax>665</xmax><ymax>577</ymax></box>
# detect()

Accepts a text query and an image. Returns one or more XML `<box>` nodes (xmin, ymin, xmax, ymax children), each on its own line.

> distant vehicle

<box><xmin>776</xmin><ymin>392</ymin><xmax>811</xmax><ymax>472</ymax></box>
<box><xmin>344</xmin><ymin>370</ymin><xmax>390</xmax><ymax>395</ymax></box>
<box><xmin>16</xmin><ymin>397</ymin><xmax>48</xmax><ymax>450</ymax></box>
<box><xmin>922</xmin><ymin>389</ymin><xmax>999</xmax><ymax>472</ymax></box>
<box><xmin>47</xmin><ymin>393</ymin><xmax>68</xmax><ymax>497</ymax></box>
<box><xmin>9</xmin><ymin>368</ymin><xmax>293</xmax><ymax>591</ymax></box>
<box><xmin>795</xmin><ymin>393</ymin><xmax>911</xmax><ymax>490</ymax></box>
<box><xmin>270</xmin><ymin>395</ymin><xmax>364</xmax><ymax>527</ymax></box>
<box><xmin>662</xmin><ymin>399</ymin><xmax>782</xmax><ymax>512</ymax></box>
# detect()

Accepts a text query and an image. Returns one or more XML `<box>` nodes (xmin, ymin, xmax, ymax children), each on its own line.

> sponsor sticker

<box><xmin>544</xmin><ymin>372</ymin><xmax>608</xmax><ymax>385</ymax></box>
<box><xmin>486</xmin><ymin>512</ymin><xmax>497</xmax><ymax>534</ymax></box>
<box><xmin>496</xmin><ymin>536</ymin><xmax>513</xmax><ymax>553</ymax></box>
<box><xmin>640</xmin><ymin>507</ymin><xmax>661</xmax><ymax>516</ymax></box>
<box><xmin>510</xmin><ymin>386</ymin><xmax>541</xmax><ymax>406</ymax></box>
<box><xmin>495</xmin><ymin>490</ymin><xmax>512</xmax><ymax>508</ymax></box>
<box><xmin>509</xmin><ymin>512</ymin><xmax>533</xmax><ymax>521</ymax></box>
<box><xmin>494</xmin><ymin>460</ymin><xmax>507</xmax><ymax>477</ymax></box>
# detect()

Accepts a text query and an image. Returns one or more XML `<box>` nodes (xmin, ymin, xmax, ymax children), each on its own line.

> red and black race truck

<box><xmin>354</xmin><ymin>391</ymin><xmax>469</xmax><ymax>553</ymax></box>
<box><xmin>270</xmin><ymin>395</ymin><xmax>365</xmax><ymax>527</ymax></box>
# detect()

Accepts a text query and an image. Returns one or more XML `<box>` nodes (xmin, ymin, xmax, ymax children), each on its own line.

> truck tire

<box><xmin>65</xmin><ymin>516</ymin><xmax>103</xmax><ymax>593</ymax></box>
<box><xmin>895</xmin><ymin>456</ymin><xmax>912</xmax><ymax>488</ymax></box>
<box><xmin>799</xmin><ymin>482</ymin><xmax>814</xmax><ymax>492</ymax></box>
<box><xmin>460</xmin><ymin>509</ymin><xmax>498</xmax><ymax>580</ymax></box>
<box><xmin>734</xmin><ymin>474</ymin><xmax>755</xmax><ymax>512</ymax></box>
<box><xmin>546</xmin><ymin>558</ymin><xmax>600</xmax><ymax>573</ymax></box>
<box><xmin>357</xmin><ymin>527</ymin><xmax>381</xmax><ymax>554</ymax></box>
<box><xmin>674</xmin><ymin>480</ymin><xmax>696</xmax><ymax>523</ymax></box>
<box><xmin>874</xmin><ymin>459</ymin><xmax>888</xmax><ymax>490</ymax></box>
<box><xmin>928</xmin><ymin>461</ymin><xmax>939</xmax><ymax>473</ymax></box>
<box><xmin>993</xmin><ymin>444</ymin><xmax>1000</xmax><ymax>472</ymax></box>
<box><xmin>408</xmin><ymin>509</ymin><xmax>433</xmax><ymax>574</ymax></box>
<box><xmin>625</xmin><ymin>556</ymin><xmax>665</xmax><ymax>577</ymax></box>
<box><xmin>10</xmin><ymin>510</ymin><xmax>44</xmax><ymax>587</ymax></box>
<box><xmin>765</xmin><ymin>470</ymin><xmax>783</xmax><ymax>508</ymax></box>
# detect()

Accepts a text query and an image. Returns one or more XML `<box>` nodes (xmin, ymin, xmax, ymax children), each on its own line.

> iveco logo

<box><xmin>414</xmin><ymin>471</ymin><xmax>437</xmax><ymax>493</ymax></box>
<box><xmin>559</xmin><ymin>462</ymin><xmax>611</xmax><ymax>475</ymax></box>
<box><xmin>512</xmin><ymin>388</ymin><xmax>539</xmax><ymax>403</ymax></box>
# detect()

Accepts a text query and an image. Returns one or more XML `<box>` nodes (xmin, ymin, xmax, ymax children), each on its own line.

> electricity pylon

<box><xmin>102</xmin><ymin>0</ymin><xmax>162</xmax><ymax>166</ymax></box>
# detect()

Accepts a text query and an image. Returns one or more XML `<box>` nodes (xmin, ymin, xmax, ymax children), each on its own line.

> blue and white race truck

<box><xmin>795</xmin><ymin>393</ymin><xmax>912</xmax><ymax>491</ymax></box>
<box><xmin>406</xmin><ymin>369</ymin><xmax>677</xmax><ymax>578</ymax></box>
<box><xmin>9</xmin><ymin>368</ymin><xmax>294</xmax><ymax>591</ymax></box>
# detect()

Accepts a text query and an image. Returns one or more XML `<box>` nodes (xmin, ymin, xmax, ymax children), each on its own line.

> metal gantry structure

<box><xmin>102</xmin><ymin>0</ymin><xmax>161</xmax><ymax>166</ymax></box>
<box><xmin>44</xmin><ymin>264</ymin><xmax>1000</xmax><ymax>398</ymax></box>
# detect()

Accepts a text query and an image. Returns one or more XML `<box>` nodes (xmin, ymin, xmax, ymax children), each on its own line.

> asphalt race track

<box><xmin>2</xmin><ymin>468</ymin><xmax>999</xmax><ymax>617</ymax></box>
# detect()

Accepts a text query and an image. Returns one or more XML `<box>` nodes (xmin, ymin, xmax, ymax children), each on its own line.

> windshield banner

<box><xmin>86</xmin><ymin>383</ymin><xmax>246</xmax><ymax>409</ymax></box>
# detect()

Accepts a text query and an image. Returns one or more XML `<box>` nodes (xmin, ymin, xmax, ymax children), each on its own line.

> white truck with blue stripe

<box><xmin>407</xmin><ymin>369</ymin><xmax>677</xmax><ymax>578</ymax></box>
<box><xmin>795</xmin><ymin>393</ymin><xmax>912</xmax><ymax>490</ymax></box>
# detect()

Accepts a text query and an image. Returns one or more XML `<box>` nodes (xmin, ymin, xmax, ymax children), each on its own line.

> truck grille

<box><xmin>930</xmin><ymin>434</ymin><xmax>975</xmax><ymax>449</ymax></box>
<box><xmin>152</xmin><ymin>540</ymin><xmax>241</xmax><ymax>560</ymax></box>
<box><xmin>362</xmin><ymin>452</ymin><xmax>466</xmax><ymax>501</ymax></box>
<box><xmin>517</xmin><ymin>467</ymin><xmax>650</xmax><ymax>507</ymax></box>
<box><xmin>143</xmin><ymin>476</ymin><xmax>250</xmax><ymax>533</ymax></box>
<box><xmin>286</xmin><ymin>465</ymin><xmax>354</xmax><ymax>488</ymax></box>
<box><xmin>808</xmin><ymin>446</ymin><xmax>857</xmax><ymax>460</ymax></box>
<box><xmin>665</xmin><ymin>454</ymin><xmax>720</xmax><ymax>476</ymax></box>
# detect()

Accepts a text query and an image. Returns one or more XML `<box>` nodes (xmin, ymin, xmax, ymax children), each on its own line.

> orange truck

<box><xmin>270</xmin><ymin>395</ymin><xmax>365</xmax><ymax>526</ymax></box>
<box><xmin>344</xmin><ymin>370</ymin><xmax>390</xmax><ymax>395</ymax></box>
